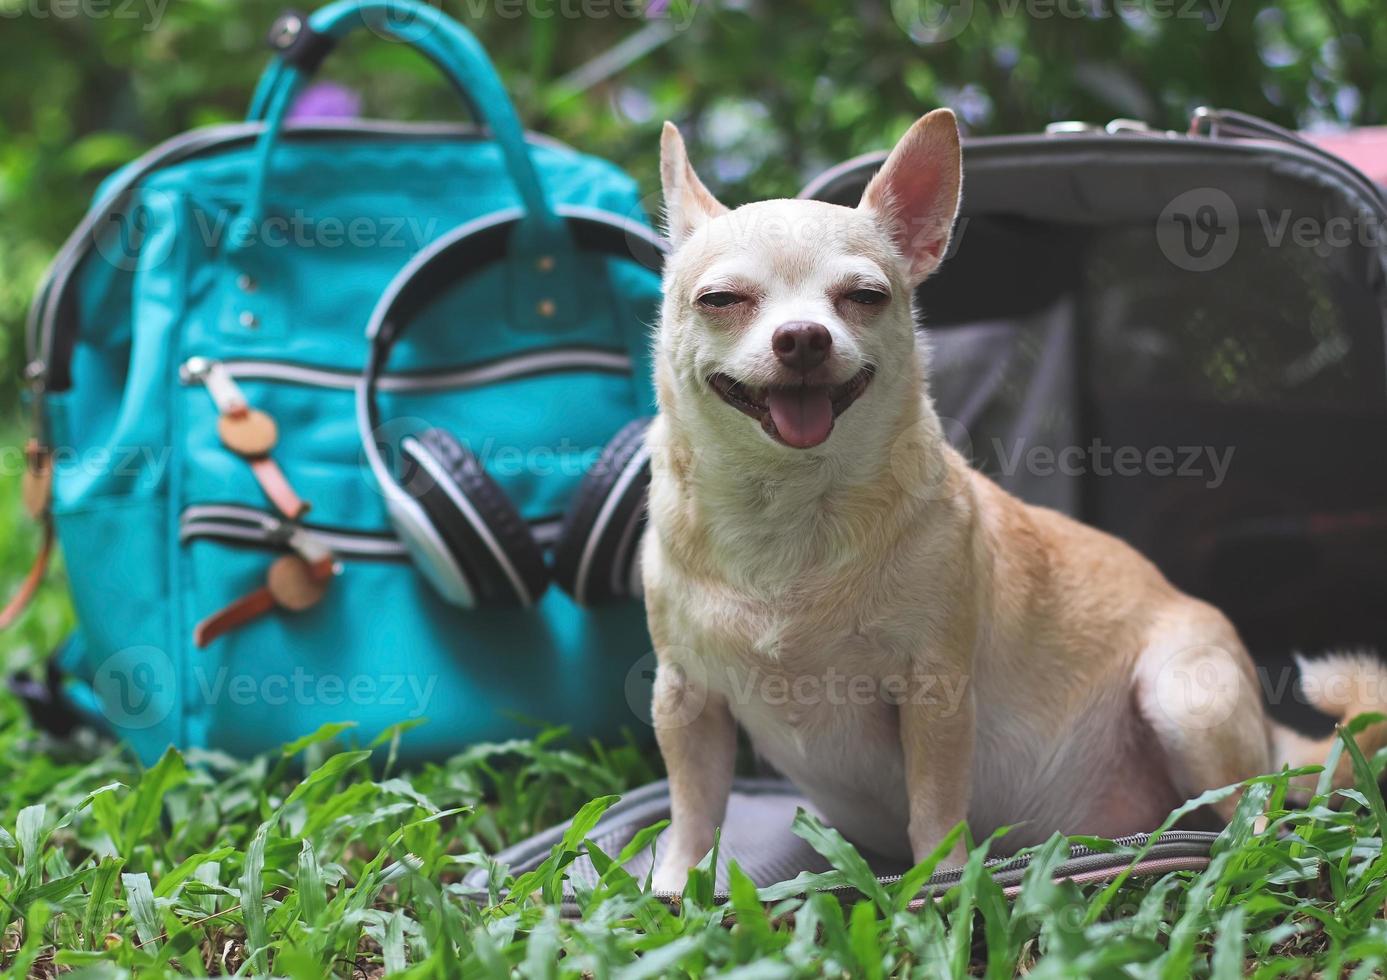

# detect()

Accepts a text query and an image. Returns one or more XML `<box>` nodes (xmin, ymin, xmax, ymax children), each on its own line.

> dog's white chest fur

<box><xmin>688</xmin><ymin>602</ymin><xmax>919</xmax><ymax>857</ymax></box>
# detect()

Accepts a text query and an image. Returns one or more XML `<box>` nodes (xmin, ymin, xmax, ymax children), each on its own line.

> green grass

<box><xmin>4</xmin><ymin>473</ymin><xmax>1387</xmax><ymax>976</ymax></box>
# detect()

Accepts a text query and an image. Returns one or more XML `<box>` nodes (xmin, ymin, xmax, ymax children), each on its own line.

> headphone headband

<box><xmin>352</xmin><ymin>204</ymin><xmax>665</xmax><ymax>610</ymax></box>
<box><xmin>357</xmin><ymin>206</ymin><xmax>666</xmax><ymax>481</ymax></box>
<box><xmin>367</xmin><ymin>206</ymin><xmax>665</xmax><ymax>349</ymax></box>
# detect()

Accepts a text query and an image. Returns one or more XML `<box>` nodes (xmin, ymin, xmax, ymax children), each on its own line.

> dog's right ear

<box><xmin>859</xmin><ymin>109</ymin><xmax>962</xmax><ymax>286</ymax></box>
<box><xmin>661</xmin><ymin>122</ymin><xmax>729</xmax><ymax>247</ymax></box>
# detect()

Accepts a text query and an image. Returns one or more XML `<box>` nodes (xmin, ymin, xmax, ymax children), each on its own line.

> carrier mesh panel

<box><xmin>917</xmin><ymin>207</ymin><xmax>1387</xmax><ymax>733</ymax></box>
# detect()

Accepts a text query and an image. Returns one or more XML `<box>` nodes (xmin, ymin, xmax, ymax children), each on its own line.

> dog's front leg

<box><xmin>650</xmin><ymin>654</ymin><xmax>736</xmax><ymax>893</ymax></box>
<box><xmin>900</xmin><ymin>670</ymin><xmax>974</xmax><ymax>867</ymax></box>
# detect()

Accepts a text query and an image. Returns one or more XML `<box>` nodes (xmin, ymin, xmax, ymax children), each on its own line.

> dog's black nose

<box><xmin>772</xmin><ymin>322</ymin><xmax>832</xmax><ymax>372</ymax></box>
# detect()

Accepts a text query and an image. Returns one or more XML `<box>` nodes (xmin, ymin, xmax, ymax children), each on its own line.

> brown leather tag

<box><xmin>218</xmin><ymin>409</ymin><xmax>278</xmax><ymax>458</ymax></box>
<box><xmin>21</xmin><ymin>442</ymin><xmax>53</xmax><ymax>520</ymax></box>
<box><xmin>266</xmin><ymin>555</ymin><xmax>329</xmax><ymax>611</ymax></box>
<box><xmin>193</xmin><ymin>586</ymin><xmax>275</xmax><ymax>648</ymax></box>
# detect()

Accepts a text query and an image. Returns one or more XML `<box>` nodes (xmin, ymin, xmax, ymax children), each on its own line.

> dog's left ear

<box><xmin>859</xmin><ymin>109</ymin><xmax>962</xmax><ymax>285</ymax></box>
<box><xmin>661</xmin><ymin>122</ymin><xmax>729</xmax><ymax>247</ymax></box>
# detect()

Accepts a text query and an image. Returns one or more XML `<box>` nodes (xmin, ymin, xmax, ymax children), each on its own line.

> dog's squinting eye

<box><xmin>845</xmin><ymin>288</ymin><xmax>889</xmax><ymax>306</ymax></box>
<box><xmin>696</xmin><ymin>291</ymin><xmax>744</xmax><ymax>310</ymax></box>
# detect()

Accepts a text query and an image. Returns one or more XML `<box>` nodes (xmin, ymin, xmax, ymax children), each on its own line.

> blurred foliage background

<box><xmin>0</xmin><ymin>0</ymin><xmax>1384</xmax><ymax>411</ymax></box>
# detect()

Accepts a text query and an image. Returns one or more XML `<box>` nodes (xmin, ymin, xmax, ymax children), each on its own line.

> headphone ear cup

<box><xmin>553</xmin><ymin>417</ymin><xmax>653</xmax><ymax>606</ymax></box>
<box><xmin>400</xmin><ymin>429</ymin><xmax>550</xmax><ymax>607</ymax></box>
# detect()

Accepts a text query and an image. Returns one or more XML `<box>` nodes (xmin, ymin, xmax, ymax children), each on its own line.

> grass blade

<box><xmin>790</xmin><ymin>808</ymin><xmax>890</xmax><ymax>912</ymax></box>
<box><xmin>16</xmin><ymin>804</ymin><xmax>46</xmax><ymax>890</ymax></box>
<box><xmin>281</xmin><ymin>750</ymin><xmax>373</xmax><ymax>810</ymax></box>
<box><xmin>240</xmin><ymin>822</ymin><xmax>271</xmax><ymax>974</ymax></box>
<box><xmin>893</xmin><ymin>822</ymin><xmax>966</xmax><ymax>912</ymax></box>
<box><xmin>383</xmin><ymin>907</ymin><xmax>407</xmax><ymax>974</ymax></box>
<box><xmin>122</xmin><ymin>748</ymin><xmax>188</xmax><ymax>854</ymax></box>
<box><xmin>848</xmin><ymin>899</ymin><xmax>884</xmax><ymax>980</ymax></box>
<box><xmin>82</xmin><ymin>857</ymin><xmax>124</xmax><ymax>950</ymax></box>
<box><xmin>121</xmin><ymin>872</ymin><xmax>161</xmax><ymax>949</ymax></box>
<box><xmin>297</xmin><ymin>839</ymin><xmax>326</xmax><ymax>928</ymax></box>
<box><xmin>1210</xmin><ymin>906</ymin><xmax>1246</xmax><ymax>980</ymax></box>
<box><xmin>1337</xmin><ymin>717</ymin><xmax>1387</xmax><ymax>835</ymax></box>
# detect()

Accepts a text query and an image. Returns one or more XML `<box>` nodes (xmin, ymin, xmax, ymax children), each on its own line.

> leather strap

<box><xmin>194</xmin><ymin>585</ymin><xmax>277</xmax><ymax>648</ymax></box>
<box><xmin>22</xmin><ymin>439</ymin><xmax>53</xmax><ymax>519</ymax></box>
<box><xmin>193</xmin><ymin>554</ymin><xmax>335</xmax><ymax>648</ymax></box>
<box><xmin>249</xmin><ymin>457</ymin><xmax>309</xmax><ymax>520</ymax></box>
<box><xmin>0</xmin><ymin>520</ymin><xmax>53</xmax><ymax>630</ymax></box>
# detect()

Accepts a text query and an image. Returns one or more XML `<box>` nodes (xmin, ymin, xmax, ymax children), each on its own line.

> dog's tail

<box><xmin>1271</xmin><ymin>650</ymin><xmax>1387</xmax><ymax>791</ymax></box>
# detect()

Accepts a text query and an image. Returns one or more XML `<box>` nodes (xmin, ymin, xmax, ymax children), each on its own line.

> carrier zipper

<box><xmin>649</xmin><ymin>829</ymin><xmax>1219</xmax><ymax>902</ymax></box>
<box><xmin>847</xmin><ymin>829</ymin><xmax>1218</xmax><ymax>892</ymax></box>
<box><xmin>180</xmin><ymin>504</ymin><xmax>564</xmax><ymax>559</ymax></box>
<box><xmin>179</xmin><ymin>348</ymin><xmax>632</xmax><ymax>394</ymax></box>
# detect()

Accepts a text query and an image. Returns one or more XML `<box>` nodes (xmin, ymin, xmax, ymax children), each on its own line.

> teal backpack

<box><xmin>15</xmin><ymin>0</ymin><xmax>664</xmax><ymax>764</ymax></box>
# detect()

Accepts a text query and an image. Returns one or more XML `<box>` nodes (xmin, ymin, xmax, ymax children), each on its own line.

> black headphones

<box><xmin>356</xmin><ymin>204</ymin><xmax>664</xmax><ymax>609</ymax></box>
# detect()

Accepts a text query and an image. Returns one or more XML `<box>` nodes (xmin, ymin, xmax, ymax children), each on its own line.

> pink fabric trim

<box><xmin>1307</xmin><ymin>128</ymin><xmax>1387</xmax><ymax>185</ymax></box>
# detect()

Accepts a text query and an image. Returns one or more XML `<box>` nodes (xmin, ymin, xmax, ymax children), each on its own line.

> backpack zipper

<box><xmin>179</xmin><ymin>348</ymin><xmax>632</xmax><ymax>394</ymax></box>
<box><xmin>180</xmin><ymin>504</ymin><xmax>406</xmax><ymax>562</ymax></box>
<box><xmin>179</xmin><ymin>504</ymin><xmax>565</xmax><ymax>559</ymax></box>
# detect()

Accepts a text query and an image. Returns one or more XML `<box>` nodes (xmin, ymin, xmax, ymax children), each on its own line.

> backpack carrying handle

<box><xmin>236</xmin><ymin>0</ymin><xmax>568</xmax><ymax>261</ymax></box>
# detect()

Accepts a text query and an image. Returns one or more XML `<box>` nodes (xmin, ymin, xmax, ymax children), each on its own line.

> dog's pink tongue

<box><xmin>767</xmin><ymin>387</ymin><xmax>834</xmax><ymax>448</ymax></box>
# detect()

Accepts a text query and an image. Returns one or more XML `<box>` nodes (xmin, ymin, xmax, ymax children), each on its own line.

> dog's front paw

<box><xmin>650</xmin><ymin>859</ymin><xmax>693</xmax><ymax>895</ymax></box>
<box><xmin>938</xmin><ymin>839</ymin><xmax>969</xmax><ymax>870</ymax></box>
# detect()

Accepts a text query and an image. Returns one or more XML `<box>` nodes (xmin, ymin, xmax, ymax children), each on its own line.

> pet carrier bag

<box><xmin>470</xmin><ymin>108</ymin><xmax>1387</xmax><ymax>903</ymax></box>
<box><xmin>466</xmin><ymin>779</ymin><xmax>1221</xmax><ymax>912</ymax></box>
<box><xmin>10</xmin><ymin>0</ymin><xmax>664</xmax><ymax>764</ymax></box>
<box><xmin>804</xmin><ymin>109</ymin><xmax>1387</xmax><ymax>741</ymax></box>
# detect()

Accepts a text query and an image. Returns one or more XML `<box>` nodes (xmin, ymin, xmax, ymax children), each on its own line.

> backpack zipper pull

<box><xmin>265</xmin><ymin>520</ymin><xmax>338</xmax><ymax>569</ymax></box>
<box><xmin>184</xmin><ymin>356</ymin><xmax>309</xmax><ymax>520</ymax></box>
<box><xmin>187</xmin><ymin>357</ymin><xmax>280</xmax><ymax>458</ymax></box>
<box><xmin>184</xmin><ymin>357</ymin><xmax>249</xmax><ymax>414</ymax></box>
<box><xmin>193</xmin><ymin>552</ymin><xmax>337</xmax><ymax>648</ymax></box>
<box><xmin>194</xmin><ymin>514</ymin><xmax>339</xmax><ymax>648</ymax></box>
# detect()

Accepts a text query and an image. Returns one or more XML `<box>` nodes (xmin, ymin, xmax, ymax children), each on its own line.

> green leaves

<box><xmin>16</xmin><ymin>803</ymin><xmax>45</xmax><ymax>887</ymax></box>
<box><xmin>1338</xmin><ymin>715</ymin><xmax>1387</xmax><ymax>835</ymax></box>
<box><xmin>121</xmin><ymin>749</ymin><xmax>189</xmax><ymax>856</ymax></box>
<box><xmin>3</xmin><ymin>711</ymin><xmax>1387</xmax><ymax>976</ymax></box>
<box><xmin>892</xmin><ymin>822</ymin><xmax>967</xmax><ymax>912</ymax></box>
<box><xmin>280</xmin><ymin>750</ymin><xmax>372</xmax><ymax>811</ymax></box>
<box><xmin>789</xmin><ymin>808</ymin><xmax>890</xmax><ymax>912</ymax></box>
<box><xmin>506</xmin><ymin>794</ymin><xmax>619</xmax><ymax>909</ymax></box>
<box><xmin>120</xmin><ymin>872</ymin><xmax>161</xmax><ymax>949</ymax></box>
<box><xmin>239</xmin><ymin>822</ymin><xmax>270</xmax><ymax>975</ymax></box>
<box><xmin>82</xmin><ymin>857</ymin><xmax>124</xmax><ymax>949</ymax></box>
<box><xmin>295</xmin><ymin>840</ymin><xmax>326</xmax><ymax>929</ymax></box>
